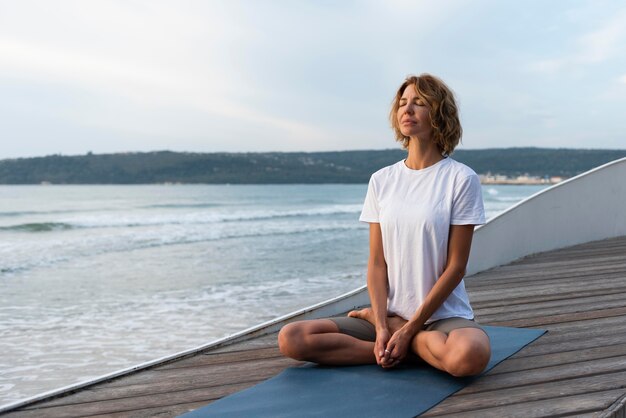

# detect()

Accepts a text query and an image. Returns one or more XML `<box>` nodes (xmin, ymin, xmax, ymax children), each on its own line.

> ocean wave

<box><xmin>0</xmin><ymin>208</ymin><xmax>106</xmax><ymax>218</ymax></box>
<box><xmin>0</xmin><ymin>221</ymin><xmax>364</xmax><ymax>276</ymax></box>
<box><xmin>142</xmin><ymin>203</ymin><xmax>223</xmax><ymax>209</ymax></box>
<box><xmin>75</xmin><ymin>204</ymin><xmax>363</xmax><ymax>227</ymax></box>
<box><xmin>0</xmin><ymin>223</ymin><xmax>74</xmax><ymax>232</ymax></box>
<box><xmin>0</xmin><ymin>204</ymin><xmax>363</xmax><ymax>232</ymax></box>
<box><xmin>0</xmin><ymin>268</ymin><xmax>366</xmax><ymax>405</ymax></box>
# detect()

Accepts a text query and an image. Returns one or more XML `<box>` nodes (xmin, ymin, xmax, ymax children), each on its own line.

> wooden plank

<box><xmin>101</xmin><ymin>356</ymin><xmax>294</xmax><ymax>388</ymax></box>
<box><xmin>487</xmin><ymin>307</ymin><xmax>626</xmax><ymax>327</ymax></box>
<box><xmin>155</xmin><ymin>346</ymin><xmax>283</xmax><ymax>370</ymax></box>
<box><xmin>425</xmin><ymin>390</ymin><xmax>625</xmax><ymax>418</ymax></box>
<box><xmin>87</xmin><ymin>401</ymin><xmax>209</xmax><ymax>418</ymax></box>
<box><xmin>599</xmin><ymin>392</ymin><xmax>626</xmax><ymax>418</ymax></box>
<box><xmin>22</xmin><ymin>358</ymin><xmax>302</xmax><ymax>409</ymax></box>
<box><xmin>471</xmin><ymin>286</ymin><xmax>626</xmax><ymax>310</ymax></box>
<box><xmin>457</xmin><ymin>356</ymin><xmax>626</xmax><ymax>395</ymax></box>
<box><xmin>527</xmin><ymin>323</ymin><xmax>626</xmax><ymax>348</ymax></box>
<box><xmin>468</xmin><ymin>276</ymin><xmax>626</xmax><ymax>302</ymax></box>
<box><xmin>5</xmin><ymin>381</ymin><xmax>260</xmax><ymax>418</ymax></box>
<box><xmin>468</xmin><ymin>270</ymin><xmax>626</xmax><ymax>290</ymax></box>
<box><xmin>473</xmin><ymin>274</ymin><xmax>626</xmax><ymax>295</ymax></box>
<box><xmin>471</xmin><ymin>254</ymin><xmax>626</xmax><ymax>274</ymax></box>
<box><xmin>422</xmin><ymin>370</ymin><xmax>626</xmax><ymax>416</ymax></box>
<box><xmin>208</xmin><ymin>333</ymin><xmax>279</xmax><ymax>353</ymax></box>
<box><xmin>467</xmin><ymin>264</ymin><xmax>626</xmax><ymax>287</ymax></box>
<box><xmin>529</xmin><ymin>314</ymin><xmax>626</xmax><ymax>336</ymax></box>
<box><xmin>514</xmin><ymin>332</ymin><xmax>626</xmax><ymax>358</ymax></box>
<box><xmin>490</xmin><ymin>343</ymin><xmax>626</xmax><ymax>374</ymax></box>
<box><xmin>474</xmin><ymin>291</ymin><xmax>626</xmax><ymax>317</ymax></box>
<box><xmin>513</xmin><ymin>327</ymin><xmax>626</xmax><ymax>352</ymax></box>
<box><xmin>477</xmin><ymin>298</ymin><xmax>626</xmax><ymax>323</ymax></box>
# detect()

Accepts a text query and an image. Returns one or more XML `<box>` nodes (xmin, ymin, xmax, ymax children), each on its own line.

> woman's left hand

<box><xmin>380</xmin><ymin>327</ymin><xmax>413</xmax><ymax>368</ymax></box>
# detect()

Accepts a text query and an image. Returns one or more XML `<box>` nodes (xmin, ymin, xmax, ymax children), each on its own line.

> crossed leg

<box><xmin>278</xmin><ymin>319</ymin><xmax>376</xmax><ymax>365</ymax></box>
<box><xmin>279</xmin><ymin>309</ymin><xmax>490</xmax><ymax>376</ymax></box>
<box><xmin>349</xmin><ymin>308</ymin><xmax>491</xmax><ymax>377</ymax></box>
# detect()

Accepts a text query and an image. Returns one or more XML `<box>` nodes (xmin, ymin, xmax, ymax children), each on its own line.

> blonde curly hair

<box><xmin>390</xmin><ymin>74</ymin><xmax>462</xmax><ymax>156</ymax></box>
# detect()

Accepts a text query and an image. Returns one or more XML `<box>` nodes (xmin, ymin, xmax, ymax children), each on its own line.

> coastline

<box><xmin>479</xmin><ymin>174</ymin><xmax>565</xmax><ymax>185</ymax></box>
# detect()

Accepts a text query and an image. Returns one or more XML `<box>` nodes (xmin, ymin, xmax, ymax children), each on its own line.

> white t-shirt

<box><xmin>359</xmin><ymin>157</ymin><xmax>485</xmax><ymax>322</ymax></box>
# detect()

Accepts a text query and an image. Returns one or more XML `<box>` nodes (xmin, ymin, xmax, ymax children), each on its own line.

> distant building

<box><xmin>479</xmin><ymin>173</ymin><xmax>564</xmax><ymax>185</ymax></box>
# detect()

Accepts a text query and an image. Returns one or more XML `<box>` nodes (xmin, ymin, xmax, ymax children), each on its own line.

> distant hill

<box><xmin>0</xmin><ymin>148</ymin><xmax>624</xmax><ymax>184</ymax></box>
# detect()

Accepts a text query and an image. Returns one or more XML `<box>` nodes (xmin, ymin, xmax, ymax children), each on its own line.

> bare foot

<box><xmin>348</xmin><ymin>308</ymin><xmax>407</xmax><ymax>333</ymax></box>
<box><xmin>348</xmin><ymin>307</ymin><xmax>374</xmax><ymax>324</ymax></box>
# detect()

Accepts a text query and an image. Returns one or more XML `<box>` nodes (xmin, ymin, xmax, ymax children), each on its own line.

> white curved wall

<box><xmin>466</xmin><ymin>157</ymin><xmax>626</xmax><ymax>276</ymax></box>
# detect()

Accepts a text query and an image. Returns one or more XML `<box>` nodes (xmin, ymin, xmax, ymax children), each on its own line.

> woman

<box><xmin>278</xmin><ymin>74</ymin><xmax>491</xmax><ymax>377</ymax></box>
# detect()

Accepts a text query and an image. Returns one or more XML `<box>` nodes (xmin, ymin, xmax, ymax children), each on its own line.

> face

<box><xmin>397</xmin><ymin>84</ymin><xmax>432</xmax><ymax>140</ymax></box>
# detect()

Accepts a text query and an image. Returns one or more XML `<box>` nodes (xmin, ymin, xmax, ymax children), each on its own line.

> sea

<box><xmin>0</xmin><ymin>182</ymin><xmax>547</xmax><ymax>406</ymax></box>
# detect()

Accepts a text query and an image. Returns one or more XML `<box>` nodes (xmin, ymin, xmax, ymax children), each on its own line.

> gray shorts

<box><xmin>328</xmin><ymin>316</ymin><xmax>484</xmax><ymax>342</ymax></box>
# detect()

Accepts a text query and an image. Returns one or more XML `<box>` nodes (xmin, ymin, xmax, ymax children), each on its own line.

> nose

<box><xmin>403</xmin><ymin>103</ymin><xmax>414</xmax><ymax>115</ymax></box>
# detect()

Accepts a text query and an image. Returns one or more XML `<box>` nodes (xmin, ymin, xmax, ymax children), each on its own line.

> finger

<box><xmin>381</xmin><ymin>359</ymin><xmax>394</xmax><ymax>368</ymax></box>
<box><xmin>391</xmin><ymin>344</ymin><xmax>406</xmax><ymax>361</ymax></box>
<box><xmin>377</xmin><ymin>341</ymin><xmax>387</xmax><ymax>358</ymax></box>
<box><xmin>389</xmin><ymin>356</ymin><xmax>402</xmax><ymax>366</ymax></box>
<box><xmin>374</xmin><ymin>349</ymin><xmax>383</xmax><ymax>365</ymax></box>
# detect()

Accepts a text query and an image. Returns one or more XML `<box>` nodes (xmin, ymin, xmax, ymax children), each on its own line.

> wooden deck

<box><xmin>3</xmin><ymin>235</ymin><xmax>626</xmax><ymax>417</ymax></box>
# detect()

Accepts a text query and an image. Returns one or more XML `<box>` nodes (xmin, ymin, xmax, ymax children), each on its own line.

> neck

<box><xmin>404</xmin><ymin>138</ymin><xmax>444</xmax><ymax>170</ymax></box>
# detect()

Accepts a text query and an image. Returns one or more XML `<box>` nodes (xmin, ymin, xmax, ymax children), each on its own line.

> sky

<box><xmin>0</xmin><ymin>0</ymin><xmax>625</xmax><ymax>159</ymax></box>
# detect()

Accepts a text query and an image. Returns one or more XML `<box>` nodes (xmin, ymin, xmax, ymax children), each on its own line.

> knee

<box><xmin>278</xmin><ymin>322</ymin><xmax>310</xmax><ymax>361</ymax></box>
<box><xmin>444</xmin><ymin>341</ymin><xmax>491</xmax><ymax>377</ymax></box>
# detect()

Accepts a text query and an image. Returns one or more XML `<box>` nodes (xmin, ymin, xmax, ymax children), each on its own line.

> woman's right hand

<box><xmin>374</xmin><ymin>328</ymin><xmax>391</xmax><ymax>366</ymax></box>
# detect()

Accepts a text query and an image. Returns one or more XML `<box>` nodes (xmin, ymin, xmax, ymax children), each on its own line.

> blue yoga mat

<box><xmin>180</xmin><ymin>325</ymin><xmax>545</xmax><ymax>418</ymax></box>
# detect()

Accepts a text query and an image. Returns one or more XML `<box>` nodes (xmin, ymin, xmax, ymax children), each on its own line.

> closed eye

<box><xmin>399</xmin><ymin>99</ymin><xmax>425</xmax><ymax>107</ymax></box>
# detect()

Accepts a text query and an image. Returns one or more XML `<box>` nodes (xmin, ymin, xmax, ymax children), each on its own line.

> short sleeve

<box><xmin>451</xmin><ymin>174</ymin><xmax>485</xmax><ymax>225</ymax></box>
<box><xmin>359</xmin><ymin>176</ymin><xmax>380</xmax><ymax>223</ymax></box>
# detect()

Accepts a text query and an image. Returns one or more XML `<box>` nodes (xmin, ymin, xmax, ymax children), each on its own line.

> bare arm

<box><xmin>366</xmin><ymin>223</ymin><xmax>391</xmax><ymax>364</ymax></box>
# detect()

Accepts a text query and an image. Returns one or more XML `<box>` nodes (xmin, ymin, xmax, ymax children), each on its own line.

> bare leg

<box><xmin>349</xmin><ymin>308</ymin><xmax>490</xmax><ymax>376</ymax></box>
<box><xmin>277</xmin><ymin>319</ymin><xmax>376</xmax><ymax>365</ymax></box>
<box><xmin>412</xmin><ymin>328</ymin><xmax>491</xmax><ymax>376</ymax></box>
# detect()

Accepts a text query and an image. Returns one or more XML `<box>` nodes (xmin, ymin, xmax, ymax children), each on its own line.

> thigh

<box><xmin>284</xmin><ymin>318</ymin><xmax>341</xmax><ymax>335</ymax></box>
<box><xmin>424</xmin><ymin>317</ymin><xmax>485</xmax><ymax>335</ymax></box>
<box><xmin>327</xmin><ymin>317</ymin><xmax>376</xmax><ymax>342</ymax></box>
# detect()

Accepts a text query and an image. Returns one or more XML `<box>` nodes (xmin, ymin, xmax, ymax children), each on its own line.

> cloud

<box><xmin>0</xmin><ymin>0</ymin><xmax>624</xmax><ymax>157</ymax></box>
<box><xmin>526</xmin><ymin>6</ymin><xmax>626</xmax><ymax>75</ymax></box>
<box><xmin>526</xmin><ymin>59</ymin><xmax>565</xmax><ymax>75</ymax></box>
<box><xmin>577</xmin><ymin>9</ymin><xmax>626</xmax><ymax>63</ymax></box>
<box><xmin>0</xmin><ymin>35</ymin><xmax>332</xmax><ymax>148</ymax></box>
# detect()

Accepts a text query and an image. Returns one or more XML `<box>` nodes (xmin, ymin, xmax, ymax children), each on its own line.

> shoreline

<box><xmin>480</xmin><ymin>180</ymin><xmax>561</xmax><ymax>185</ymax></box>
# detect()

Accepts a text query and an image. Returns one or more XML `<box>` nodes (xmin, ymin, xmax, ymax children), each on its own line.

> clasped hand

<box><xmin>374</xmin><ymin>327</ymin><xmax>412</xmax><ymax>368</ymax></box>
